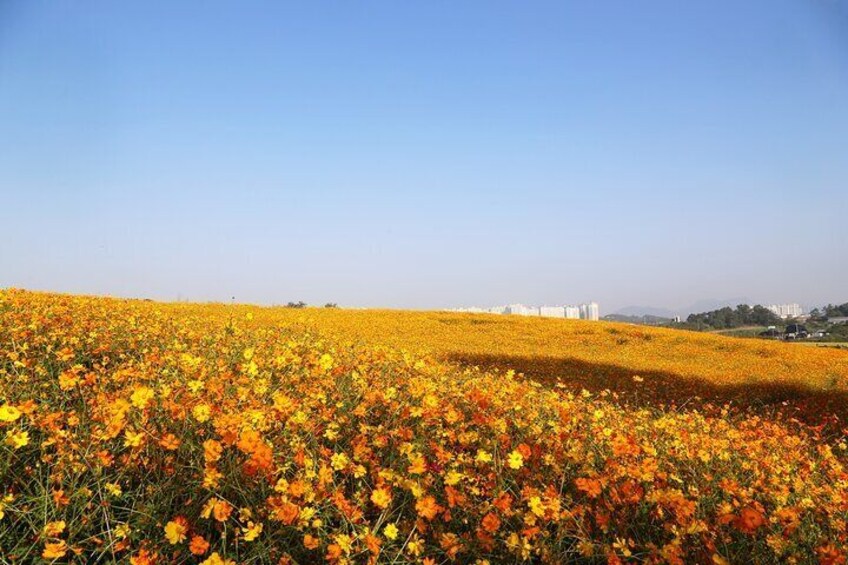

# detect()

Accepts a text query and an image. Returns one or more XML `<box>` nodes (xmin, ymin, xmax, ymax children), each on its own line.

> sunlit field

<box><xmin>1</xmin><ymin>290</ymin><xmax>847</xmax><ymax>564</ymax></box>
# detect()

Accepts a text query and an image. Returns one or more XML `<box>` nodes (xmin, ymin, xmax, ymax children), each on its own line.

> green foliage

<box><xmin>687</xmin><ymin>305</ymin><xmax>782</xmax><ymax>330</ymax></box>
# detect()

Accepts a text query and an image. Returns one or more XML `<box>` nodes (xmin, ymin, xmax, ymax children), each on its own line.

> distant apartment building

<box><xmin>579</xmin><ymin>302</ymin><xmax>600</xmax><ymax>321</ymax></box>
<box><xmin>539</xmin><ymin>306</ymin><xmax>565</xmax><ymax>318</ymax></box>
<box><xmin>766</xmin><ymin>303</ymin><xmax>803</xmax><ymax>319</ymax></box>
<box><xmin>505</xmin><ymin>304</ymin><xmax>538</xmax><ymax>316</ymax></box>
<box><xmin>453</xmin><ymin>301</ymin><xmax>600</xmax><ymax>320</ymax></box>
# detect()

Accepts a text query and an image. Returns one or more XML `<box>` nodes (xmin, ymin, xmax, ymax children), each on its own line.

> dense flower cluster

<box><xmin>0</xmin><ymin>290</ymin><xmax>846</xmax><ymax>563</ymax></box>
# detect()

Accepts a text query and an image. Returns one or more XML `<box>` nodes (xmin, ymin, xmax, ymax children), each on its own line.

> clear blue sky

<box><xmin>1</xmin><ymin>1</ymin><xmax>846</xmax><ymax>313</ymax></box>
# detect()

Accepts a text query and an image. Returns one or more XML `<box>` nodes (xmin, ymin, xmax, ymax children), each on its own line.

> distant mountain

<box><xmin>615</xmin><ymin>297</ymin><xmax>757</xmax><ymax>319</ymax></box>
<box><xmin>681</xmin><ymin>297</ymin><xmax>754</xmax><ymax>316</ymax></box>
<box><xmin>614</xmin><ymin>305</ymin><xmax>678</xmax><ymax>318</ymax></box>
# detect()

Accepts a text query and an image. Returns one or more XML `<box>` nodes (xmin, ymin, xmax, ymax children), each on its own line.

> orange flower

<box><xmin>213</xmin><ymin>500</ymin><xmax>233</xmax><ymax>522</ymax></box>
<box><xmin>129</xmin><ymin>549</ymin><xmax>157</xmax><ymax>565</ymax></box>
<box><xmin>159</xmin><ymin>433</ymin><xmax>181</xmax><ymax>450</ymax></box>
<box><xmin>575</xmin><ymin>477</ymin><xmax>603</xmax><ymax>498</ymax></box>
<box><xmin>734</xmin><ymin>506</ymin><xmax>766</xmax><ymax>534</ymax></box>
<box><xmin>203</xmin><ymin>439</ymin><xmax>223</xmax><ymax>463</ymax></box>
<box><xmin>303</xmin><ymin>534</ymin><xmax>321</xmax><ymax>550</ymax></box>
<box><xmin>481</xmin><ymin>512</ymin><xmax>501</xmax><ymax>533</ymax></box>
<box><xmin>189</xmin><ymin>535</ymin><xmax>210</xmax><ymax>556</ymax></box>
<box><xmin>42</xmin><ymin>540</ymin><xmax>68</xmax><ymax>559</ymax></box>
<box><xmin>415</xmin><ymin>496</ymin><xmax>442</xmax><ymax>521</ymax></box>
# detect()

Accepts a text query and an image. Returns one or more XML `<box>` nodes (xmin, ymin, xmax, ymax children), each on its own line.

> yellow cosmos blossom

<box><xmin>5</xmin><ymin>430</ymin><xmax>29</xmax><ymax>449</ymax></box>
<box><xmin>241</xmin><ymin>521</ymin><xmax>263</xmax><ymax>541</ymax></box>
<box><xmin>370</xmin><ymin>486</ymin><xmax>392</xmax><ymax>509</ymax></box>
<box><xmin>507</xmin><ymin>450</ymin><xmax>524</xmax><ymax>469</ymax></box>
<box><xmin>528</xmin><ymin>496</ymin><xmax>545</xmax><ymax>517</ymax></box>
<box><xmin>57</xmin><ymin>371</ymin><xmax>79</xmax><ymax>390</ymax></box>
<box><xmin>319</xmin><ymin>353</ymin><xmax>334</xmax><ymax>371</ymax></box>
<box><xmin>0</xmin><ymin>404</ymin><xmax>21</xmax><ymax>422</ymax></box>
<box><xmin>475</xmin><ymin>449</ymin><xmax>493</xmax><ymax>464</ymax></box>
<box><xmin>130</xmin><ymin>386</ymin><xmax>155</xmax><ymax>409</ymax></box>
<box><xmin>192</xmin><ymin>404</ymin><xmax>211</xmax><ymax>423</ymax></box>
<box><xmin>123</xmin><ymin>430</ymin><xmax>144</xmax><ymax>448</ymax></box>
<box><xmin>164</xmin><ymin>519</ymin><xmax>187</xmax><ymax>544</ymax></box>
<box><xmin>43</xmin><ymin>520</ymin><xmax>66</xmax><ymax>536</ymax></box>
<box><xmin>383</xmin><ymin>523</ymin><xmax>399</xmax><ymax>540</ymax></box>
<box><xmin>200</xmin><ymin>553</ymin><xmax>236</xmax><ymax>565</ymax></box>
<box><xmin>330</xmin><ymin>452</ymin><xmax>349</xmax><ymax>471</ymax></box>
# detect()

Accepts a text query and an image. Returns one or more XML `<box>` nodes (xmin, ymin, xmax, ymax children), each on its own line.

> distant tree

<box><xmin>324</xmin><ymin>303</ymin><xmax>338</xmax><ymax>308</ymax></box>
<box><xmin>687</xmin><ymin>304</ymin><xmax>781</xmax><ymax>330</ymax></box>
<box><xmin>286</xmin><ymin>301</ymin><xmax>307</xmax><ymax>309</ymax></box>
<box><xmin>824</xmin><ymin>303</ymin><xmax>848</xmax><ymax>318</ymax></box>
<box><xmin>750</xmin><ymin>305</ymin><xmax>781</xmax><ymax>326</ymax></box>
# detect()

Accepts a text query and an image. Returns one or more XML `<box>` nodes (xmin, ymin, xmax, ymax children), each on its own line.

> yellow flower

<box><xmin>200</xmin><ymin>552</ymin><xmax>236</xmax><ymax>565</ymax></box>
<box><xmin>528</xmin><ymin>496</ymin><xmax>545</xmax><ymax>517</ymax></box>
<box><xmin>444</xmin><ymin>470</ymin><xmax>463</xmax><ymax>485</ymax></box>
<box><xmin>42</xmin><ymin>540</ymin><xmax>68</xmax><ymax>559</ymax></box>
<box><xmin>507</xmin><ymin>449</ymin><xmax>524</xmax><ymax>469</ymax></box>
<box><xmin>43</xmin><ymin>520</ymin><xmax>66</xmax><ymax>536</ymax></box>
<box><xmin>383</xmin><ymin>523</ymin><xmax>399</xmax><ymax>540</ymax></box>
<box><xmin>0</xmin><ymin>404</ymin><xmax>21</xmax><ymax>422</ymax></box>
<box><xmin>319</xmin><ymin>353</ymin><xmax>334</xmax><ymax>371</ymax></box>
<box><xmin>105</xmin><ymin>483</ymin><xmax>123</xmax><ymax>497</ymax></box>
<box><xmin>193</xmin><ymin>404</ymin><xmax>211</xmax><ymax>423</ymax></box>
<box><xmin>123</xmin><ymin>430</ymin><xmax>144</xmax><ymax>448</ymax></box>
<box><xmin>164</xmin><ymin>519</ymin><xmax>188</xmax><ymax>544</ymax></box>
<box><xmin>58</xmin><ymin>371</ymin><xmax>79</xmax><ymax>390</ymax></box>
<box><xmin>241</xmin><ymin>521</ymin><xmax>263</xmax><ymax>541</ymax></box>
<box><xmin>114</xmin><ymin>523</ymin><xmax>131</xmax><ymax>539</ymax></box>
<box><xmin>370</xmin><ymin>486</ymin><xmax>392</xmax><ymax>509</ymax></box>
<box><xmin>475</xmin><ymin>449</ymin><xmax>493</xmax><ymax>464</ymax></box>
<box><xmin>130</xmin><ymin>386</ymin><xmax>155</xmax><ymax>409</ymax></box>
<box><xmin>5</xmin><ymin>430</ymin><xmax>29</xmax><ymax>449</ymax></box>
<box><xmin>330</xmin><ymin>452</ymin><xmax>349</xmax><ymax>471</ymax></box>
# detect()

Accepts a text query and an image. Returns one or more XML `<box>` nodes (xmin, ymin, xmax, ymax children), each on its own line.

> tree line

<box><xmin>686</xmin><ymin>305</ymin><xmax>782</xmax><ymax>329</ymax></box>
<box><xmin>810</xmin><ymin>303</ymin><xmax>848</xmax><ymax>319</ymax></box>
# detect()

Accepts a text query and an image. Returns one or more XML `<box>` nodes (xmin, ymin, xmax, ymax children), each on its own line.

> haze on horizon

<box><xmin>1</xmin><ymin>1</ymin><xmax>846</xmax><ymax>314</ymax></box>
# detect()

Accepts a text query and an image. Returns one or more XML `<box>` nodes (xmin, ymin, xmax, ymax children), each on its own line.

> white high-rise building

<box><xmin>565</xmin><ymin>305</ymin><xmax>580</xmax><ymax>319</ymax></box>
<box><xmin>539</xmin><ymin>306</ymin><xmax>565</xmax><ymax>318</ymax></box>
<box><xmin>766</xmin><ymin>303</ymin><xmax>803</xmax><ymax>319</ymax></box>
<box><xmin>579</xmin><ymin>302</ymin><xmax>600</xmax><ymax>321</ymax></box>
<box><xmin>505</xmin><ymin>304</ymin><xmax>538</xmax><ymax>316</ymax></box>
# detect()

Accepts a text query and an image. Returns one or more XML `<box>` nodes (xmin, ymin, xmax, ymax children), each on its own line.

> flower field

<box><xmin>1</xmin><ymin>290</ymin><xmax>847</xmax><ymax>564</ymax></box>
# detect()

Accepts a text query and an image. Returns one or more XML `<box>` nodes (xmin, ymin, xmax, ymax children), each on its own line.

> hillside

<box><xmin>252</xmin><ymin>307</ymin><xmax>848</xmax><ymax>427</ymax></box>
<box><xmin>1</xmin><ymin>290</ymin><xmax>846</xmax><ymax>563</ymax></box>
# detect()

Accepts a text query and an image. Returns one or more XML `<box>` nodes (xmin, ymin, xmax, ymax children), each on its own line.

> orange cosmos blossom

<box><xmin>481</xmin><ymin>512</ymin><xmax>501</xmax><ymax>533</ymax></box>
<box><xmin>42</xmin><ymin>540</ymin><xmax>68</xmax><ymax>559</ymax></box>
<box><xmin>158</xmin><ymin>433</ymin><xmax>180</xmax><ymax>450</ymax></box>
<box><xmin>415</xmin><ymin>495</ymin><xmax>442</xmax><ymax>521</ymax></box>
<box><xmin>189</xmin><ymin>535</ymin><xmax>210</xmax><ymax>556</ymax></box>
<box><xmin>575</xmin><ymin>477</ymin><xmax>603</xmax><ymax>498</ymax></box>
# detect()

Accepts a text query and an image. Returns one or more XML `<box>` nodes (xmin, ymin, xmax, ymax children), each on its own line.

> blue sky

<box><xmin>1</xmin><ymin>1</ymin><xmax>846</xmax><ymax>312</ymax></box>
